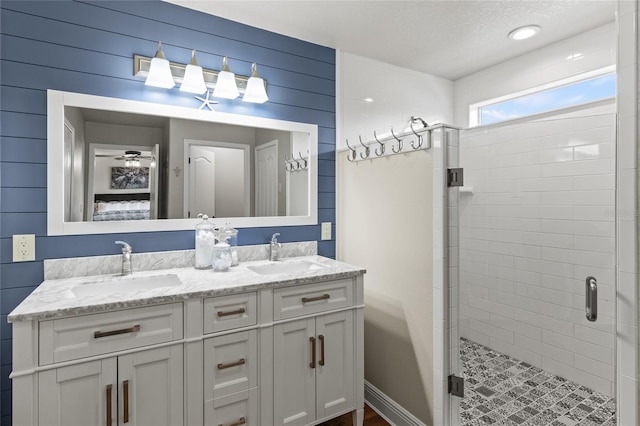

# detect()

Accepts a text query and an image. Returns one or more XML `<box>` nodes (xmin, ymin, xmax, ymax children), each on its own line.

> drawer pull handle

<box><xmin>310</xmin><ymin>336</ymin><xmax>316</xmax><ymax>368</ymax></box>
<box><xmin>217</xmin><ymin>358</ymin><xmax>246</xmax><ymax>370</ymax></box>
<box><xmin>106</xmin><ymin>384</ymin><xmax>113</xmax><ymax>426</ymax></box>
<box><xmin>218</xmin><ymin>417</ymin><xmax>246</xmax><ymax>426</ymax></box>
<box><xmin>123</xmin><ymin>380</ymin><xmax>129</xmax><ymax>423</ymax></box>
<box><xmin>319</xmin><ymin>334</ymin><xmax>325</xmax><ymax>366</ymax></box>
<box><xmin>302</xmin><ymin>294</ymin><xmax>330</xmax><ymax>303</ymax></box>
<box><xmin>94</xmin><ymin>324</ymin><xmax>140</xmax><ymax>339</ymax></box>
<box><xmin>217</xmin><ymin>307</ymin><xmax>246</xmax><ymax>317</ymax></box>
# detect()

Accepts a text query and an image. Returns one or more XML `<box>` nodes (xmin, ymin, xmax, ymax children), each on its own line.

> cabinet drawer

<box><xmin>273</xmin><ymin>279</ymin><xmax>354</xmax><ymax>320</ymax></box>
<box><xmin>205</xmin><ymin>388</ymin><xmax>258</xmax><ymax>426</ymax></box>
<box><xmin>39</xmin><ymin>303</ymin><xmax>183</xmax><ymax>365</ymax></box>
<box><xmin>204</xmin><ymin>293</ymin><xmax>257</xmax><ymax>334</ymax></box>
<box><xmin>204</xmin><ymin>330</ymin><xmax>258</xmax><ymax>400</ymax></box>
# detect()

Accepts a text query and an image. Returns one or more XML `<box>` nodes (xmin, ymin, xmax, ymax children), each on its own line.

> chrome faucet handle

<box><xmin>271</xmin><ymin>233</ymin><xmax>280</xmax><ymax>243</ymax></box>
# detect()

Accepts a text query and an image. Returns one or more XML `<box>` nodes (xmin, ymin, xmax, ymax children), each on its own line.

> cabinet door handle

<box><xmin>302</xmin><ymin>294</ymin><xmax>330</xmax><ymax>303</ymax></box>
<box><xmin>310</xmin><ymin>336</ymin><xmax>316</xmax><ymax>368</ymax></box>
<box><xmin>319</xmin><ymin>334</ymin><xmax>325</xmax><ymax>366</ymax></box>
<box><xmin>94</xmin><ymin>325</ymin><xmax>140</xmax><ymax>339</ymax></box>
<box><xmin>123</xmin><ymin>380</ymin><xmax>129</xmax><ymax>423</ymax></box>
<box><xmin>217</xmin><ymin>358</ymin><xmax>246</xmax><ymax>370</ymax></box>
<box><xmin>218</xmin><ymin>417</ymin><xmax>246</xmax><ymax>426</ymax></box>
<box><xmin>217</xmin><ymin>307</ymin><xmax>246</xmax><ymax>317</ymax></box>
<box><xmin>106</xmin><ymin>384</ymin><xmax>113</xmax><ymax>426</ymax></box>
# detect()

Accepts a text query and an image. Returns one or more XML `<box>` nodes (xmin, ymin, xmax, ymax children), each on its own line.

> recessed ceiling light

<box><xmin>508</xmin><ymin>25</ymin><xmax>541</xmax><ymax>41</ymax></box>
<box><xmin>363</xmin><ymin>97</ymin><xmax>374</xmax><ymax>103</ymax></box>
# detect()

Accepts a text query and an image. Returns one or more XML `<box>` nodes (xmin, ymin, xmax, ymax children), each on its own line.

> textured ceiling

<box><xmin>164</xmin><ymin>0</ymin><xmax>616</xmax><ymax>80</ymax></box>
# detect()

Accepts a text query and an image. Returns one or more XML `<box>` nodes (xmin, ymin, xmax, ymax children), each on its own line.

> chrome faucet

<box><xmin>269</xmin><ymin>233</ymin><xmax>281</xmax><ymax>261</ymax></box>
<box><xmin>115</xmin><ymin>241</ymin><xmax>133</xmax><ymax>275</ymax></box>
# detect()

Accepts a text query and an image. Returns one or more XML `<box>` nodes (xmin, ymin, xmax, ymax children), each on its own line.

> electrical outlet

<box><xmin>13</xmin><ymin>234</ymin><xmax>36</xmax><ymax>262</ymax></box>
<box><xmin>321</xmin><ymin>222</ymin><xmax>332</xmax><ymax>240</ymax></box>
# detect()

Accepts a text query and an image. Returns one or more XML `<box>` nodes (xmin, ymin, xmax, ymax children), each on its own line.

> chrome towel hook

<box><xmin>391</xmin><ymin>127</ymin><xmax>403</xmax><ymax>153</ymax></box>
<box><xmin>297</xmin><ymin>151</ymin><xmax>308</xmax><ymax>169</ymax></box>
<box><xmin>345</xmin><ymin>138</ymin><xmax>357</xmax><ymax>162</ymax></box>
<box><xmin>409</xmin><ymin>119</ymin><xmax>423</xmax><ymax>150</ymax></box>
<box><xmin>358</xmin><ymin>135</ymin><xmax>370</xmax><ymax>159</ymax></box>
<box><xmin>284</xmin><ymin>154</ymin><xmax>295</xmax><ymax>171</ymax></box>
<box><xmin>373</xmin><ymin>130</ymin><xmax>385</xmax><ymax>156</ymax></box>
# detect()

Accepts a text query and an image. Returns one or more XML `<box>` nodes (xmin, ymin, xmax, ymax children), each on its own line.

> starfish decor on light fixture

<box><xmin>195</xmin><ymin>90</ymin><xmax>219</xmax><ymax>111</ymax></box>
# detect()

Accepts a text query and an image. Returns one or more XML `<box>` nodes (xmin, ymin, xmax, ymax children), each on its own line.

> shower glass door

<box><xmin>453</xmin><ymin>113</ymin><xmax>617</xmax><ymax>425</ymax></box>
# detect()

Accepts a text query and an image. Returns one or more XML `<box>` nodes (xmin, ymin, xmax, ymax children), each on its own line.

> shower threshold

<box><xmin>460</xmin><ymin>338</ymin><xmax>616</xmax><ymax>426</ymax></box>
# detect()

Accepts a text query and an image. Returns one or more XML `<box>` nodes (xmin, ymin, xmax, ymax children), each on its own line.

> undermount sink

<box><xmin>71</xmin><ymin>274</ymin><xmax>182</xmax><ymax>297</ymax></box>
<box><xmin>247</xmin><ymin>259</ymin><xmax>327</xmax><ymax>275</ymax></box>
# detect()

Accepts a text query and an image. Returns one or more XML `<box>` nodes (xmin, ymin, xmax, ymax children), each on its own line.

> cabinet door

<box><xmin>38</xmin><ymin>358</ymin><xmax>117</xmax><ymax>426</ymax></box>
<box><xmin>315</xmin><ymin>311</ymin><xmax>354</xmax><ymax>421</ymax></box>
<box><xmin>273</xmin><ymin>318</ymin><xmax>316</xmax><ymax>426</ymax></box>
<box><xmin>118</xmin><ymin>345</ymin><xmax>184</xmax><ymax>426</ymax></box>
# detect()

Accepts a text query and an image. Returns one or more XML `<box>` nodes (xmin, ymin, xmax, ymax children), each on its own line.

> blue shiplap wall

<box><xmin>0</xmin><ymin>1</ymin><xmax>336</xmax><ymax>423</ymax></box>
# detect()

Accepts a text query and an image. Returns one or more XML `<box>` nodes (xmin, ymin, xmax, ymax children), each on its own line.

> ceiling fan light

<box><xmin>180</xmin><ymin>50</ymin><xmax>207</xmax><ymax>94</ymax></box>
<box><xmin>243</xmin><ymin>63</ymin><xmax>269</xmax><ymax>104</ymax></box>
<box><xmin>145</xmin><ymin>41</ymin><xmax>175</xmax><ymax>89</ymax></box>
<box><xmin>212</xmin><ymin>57</ymin><xmax>239</xmax><ymax>99</ymax></box>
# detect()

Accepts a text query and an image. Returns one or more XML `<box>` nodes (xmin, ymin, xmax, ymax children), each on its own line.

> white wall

<box><xmin>337</xmin><ymin>52</ymin><xmax>453</xmax><ymax>150</ymax></box>
<box><xmin>458</xmin><ymin>113</ymin><xmax>617</xmax><ymax>396</ymax></box>
<box><xmin>616</xmin><ymin>1</ymin><xmax>639</xmax><ymax>424</ymax></box>
<box><xmin>336</xmin><ymin>51</ymin><xmax>453</xmax><ymax>424</ymax></box>
<box><xmin>453</xmin><ymin>22</ymin><xmax>616</xmax><ymax>127</ymax></box>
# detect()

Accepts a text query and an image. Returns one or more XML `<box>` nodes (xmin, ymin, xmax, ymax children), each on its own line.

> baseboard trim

<box><xmin>364</xmin><ymin>380</ymin><xmax>427</xmax><ymax>426</ymax></box>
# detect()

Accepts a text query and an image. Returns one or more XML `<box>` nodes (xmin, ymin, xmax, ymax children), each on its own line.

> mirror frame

<box><xmin>47</xmin><ymin>90</ymin><xmax>318</xmax><ymax>235</ymax></box>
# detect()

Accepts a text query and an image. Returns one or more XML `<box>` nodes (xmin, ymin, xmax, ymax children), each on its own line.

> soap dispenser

<box><xmin>212</xmin><ymin>225</ymin><xmax>233</xmax><ymax>272</ymax></box>
<box><xmin>195</xmin><ymin>214</ymin><xmax>216</xmax><ymax>269</ymax></box>
<box><xmin>226</xmin><ymin>224</ymin><xmax>239</xmax><ymax>267</ymax></box>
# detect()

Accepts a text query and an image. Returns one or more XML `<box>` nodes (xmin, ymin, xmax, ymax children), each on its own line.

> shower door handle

<box><xmin>585</xmin><ymin>276</ymin><xmax>597</xmax><ymax>322</ymax></box>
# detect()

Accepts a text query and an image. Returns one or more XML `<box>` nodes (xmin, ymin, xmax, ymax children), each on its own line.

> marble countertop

<box><xmin>8</xmin><ymin>255</ymin><xmax>366</xmax><ymax>322</ymax></box>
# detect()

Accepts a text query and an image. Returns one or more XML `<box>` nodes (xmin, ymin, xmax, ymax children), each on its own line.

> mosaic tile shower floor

<box><xmin>460</xmin><ymin>338</ymin><xmax>616</xmax><ymax>426</ymax></box>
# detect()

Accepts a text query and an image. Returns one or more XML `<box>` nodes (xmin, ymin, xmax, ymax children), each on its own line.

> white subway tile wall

<box><xmin>458</xmin><ymin>114</ymin><xmax>617</xmax><ymax>396</ymax></box>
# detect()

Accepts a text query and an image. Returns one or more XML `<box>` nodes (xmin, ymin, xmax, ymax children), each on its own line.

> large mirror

<box><xmin>48</xmin><ymin>90</ymin><xmax>318</xmax><ymax>235</ymax></box>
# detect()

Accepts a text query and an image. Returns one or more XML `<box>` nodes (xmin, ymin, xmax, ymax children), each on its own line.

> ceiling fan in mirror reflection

<box><xmin>133</xmin><ymin>41</ymin><xmax>269</xmax><ymax>105</ymax></box>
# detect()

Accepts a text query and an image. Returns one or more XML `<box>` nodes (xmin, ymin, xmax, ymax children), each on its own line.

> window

<box><xmin>469</xmin><ymin>68</ymin><xmax>616</xmax><ymax>127</ymax></box>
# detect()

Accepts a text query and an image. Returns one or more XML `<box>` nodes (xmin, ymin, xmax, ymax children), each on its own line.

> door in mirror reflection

<box><xmin>185</xmin><ymin>140</ymin><xmax>249</xmax><ymax>219</ymax></box>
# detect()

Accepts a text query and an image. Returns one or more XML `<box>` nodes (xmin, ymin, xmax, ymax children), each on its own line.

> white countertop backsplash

<box><xmin>10</xmin><ymin>242</ymin><xmax>365</xmax><ymax>323</ymax></box>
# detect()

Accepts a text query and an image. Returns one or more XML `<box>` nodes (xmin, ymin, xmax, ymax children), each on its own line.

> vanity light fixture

<box><xmin>212</xmin><ymin>57</ymin><xmax>240</xmax><ymax>99</ymax></box>
<box><xmin>134</xmin><ymin>46</ymin><xmax>268</xmax><ymax>104</ymax></box>
<box><xmin>180</xmin><ymin>50</ymin><xmax>207</xmax><ymax>94</ymax></box>
<box><xmin>242</xmin><ymin>63</ymin><xmax>269</xmax><ymax>104</ymax></box>
<box><xmin>145</xmin><ymin>42</ymin><xmax>175</xmax><ymax>89</ymax></box>
<box><xmin>508</xmin><ymin>25</ymin><xmax>540</xmax><ymax>41</ymax></box>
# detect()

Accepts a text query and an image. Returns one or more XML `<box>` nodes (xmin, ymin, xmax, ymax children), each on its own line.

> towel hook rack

<box><xmin>391</xmin><ymin>127</ymin><xmax>403</xmax><ymax>153</ymax></box>
<box><xmin>358</xmin><ymin>135</ymin><xmax>370</xmax><ymax>159</ymax></box>
<box><xmin>373</xmin><ymin>131</ymin><xmax>385</xmax><ymax>156</ymax></box>
<box><xmin>345</xmin><ymin>138</ymin><xmax>357</xmax><ymax>162</ymax></box>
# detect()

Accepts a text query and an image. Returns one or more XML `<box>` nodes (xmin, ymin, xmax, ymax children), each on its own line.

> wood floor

<box><xmin>318</xmin><ymin>404</ymin><xmax>391</xmax><ymax>426</ymax></box>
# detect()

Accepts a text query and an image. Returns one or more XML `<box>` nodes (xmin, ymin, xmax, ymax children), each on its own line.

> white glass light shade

<box><xmin>145</xmin><ymin>42</ymin><xmax>175</xmax><ymax>89</ymax></box>
<box><xmin>180</xmin><ymin>50</ymin><xmax>207</xmax><ymax>94</ymax></box>
<box><xmin>243</xmin><ymin>63</ymin><xmax>268</xmax><ymax>103</ymax></box>
<box><xmin>212</xmin><ymin>57</ymin><xmax>239</xmax><ymax>99</ymax></box>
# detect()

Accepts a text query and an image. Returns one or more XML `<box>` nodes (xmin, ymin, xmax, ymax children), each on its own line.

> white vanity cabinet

<box><xmin>34</xmin><ymin>303</ymin><xmax>185</xmax><ymax>426</ymax></box>
<box><xmin>271</xmin><ymin>279</ymin><xmax>358</xmax><ymax>426</ymax></box>
<box><xmin>11</xmin><ymin>262</ymin><xmax>365</xmax><ymax>426</ymax></box>
<box><xmin>38</xmin><ymin>345</ymin><xmax>184</xmax><ymax>426</ymax></box>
